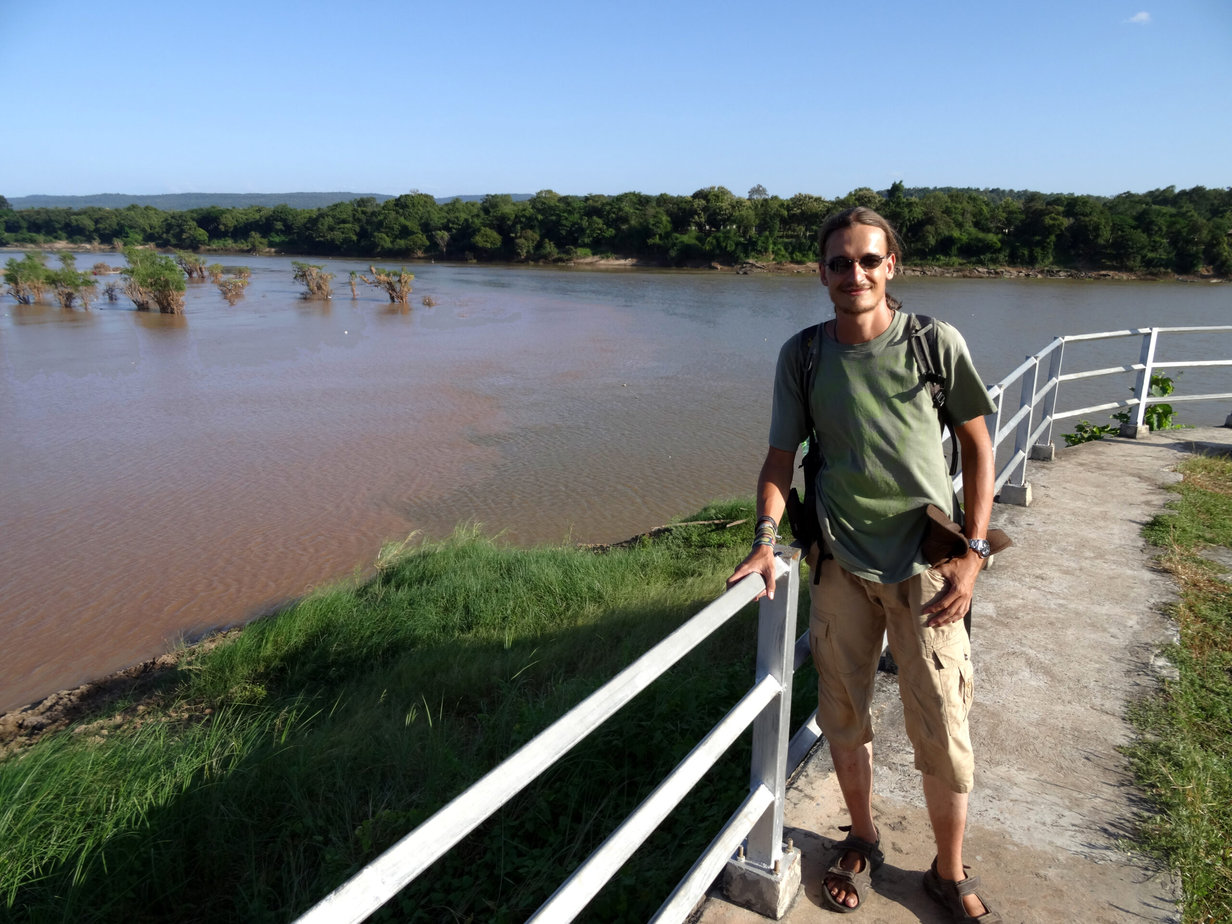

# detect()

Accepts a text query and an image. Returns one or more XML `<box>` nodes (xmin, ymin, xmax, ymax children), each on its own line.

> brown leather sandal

<box><xmin>923</xmin><ymin>857</ymin><xmax>1002</xmax><ymax>923</ymax></box>
<box><xmin>820</xmin><ymin>828</ymin><xmax>884</xmax><ymax>913</ymax></box>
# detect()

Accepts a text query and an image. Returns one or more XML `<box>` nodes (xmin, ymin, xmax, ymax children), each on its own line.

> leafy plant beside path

<box><xmin>1064</xmin><ymin>372</ymin><xmax>1184</xmax><ymax>445</ymax></box>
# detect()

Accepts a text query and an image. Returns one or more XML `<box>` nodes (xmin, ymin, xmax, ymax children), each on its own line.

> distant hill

<box><xmin>7</xmin><ymin>192</ymin><xmax>537</xmax><ymax>211</ymax></box>
<box><xmin>437</xmin><ymin>194</ymin><xmax>535</xmax><ymax>203</ymax></box>
<box><xmin>6</xmin><ymin>192</ymin><xmax>396</xmax><ymax>211</ymax></box>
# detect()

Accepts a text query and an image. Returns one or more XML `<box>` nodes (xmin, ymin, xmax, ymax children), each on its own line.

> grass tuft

<box><xmin>1128</xmin><ymin>453</ymin><xmax>1232</xmax><ymax>923</ymax></box>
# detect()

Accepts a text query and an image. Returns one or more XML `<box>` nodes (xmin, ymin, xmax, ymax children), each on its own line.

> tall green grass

<box><xmin>0</xmin><ymin>502</ymin><xmax>816</xmax><ymax>923</ymax></box>
<box><xmin>1130</xmin><ymin>454</ymin><xmax>1232</xmax><ymax>923</ymax></box>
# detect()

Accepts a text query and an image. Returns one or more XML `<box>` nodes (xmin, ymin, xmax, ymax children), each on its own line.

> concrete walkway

<box><xmin>697</xmin><ymin>426</ymin><xmax>1232</xmax><ymax>924</ymax></box>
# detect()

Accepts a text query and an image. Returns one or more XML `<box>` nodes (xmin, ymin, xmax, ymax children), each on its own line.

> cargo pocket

<box><xmin>808</xmin><ymin>615</ymin><xmax>829</xmax><ymax>674</ymax></box>
<box><xmin>931</xmin><ymin>642</ymin><xmax>974</xmax><ymax>735</ymax></box>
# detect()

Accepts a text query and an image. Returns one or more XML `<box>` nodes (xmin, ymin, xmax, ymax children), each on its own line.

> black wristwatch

<box><xmin>967</xmin><ymin>538</ymin><xmax>992</xmax><ymax>559</ymax></box>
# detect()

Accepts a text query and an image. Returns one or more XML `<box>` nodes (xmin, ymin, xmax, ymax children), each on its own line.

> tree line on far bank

<box><xmin>1</xmin><ymin>183</ymin><xmax>1229</xmax><ymax>276</ymax></box>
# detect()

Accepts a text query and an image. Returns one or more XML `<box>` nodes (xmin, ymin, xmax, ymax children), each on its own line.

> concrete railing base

<box><xmin>722</xmin><ymin>844</ymin><xmax>802</xmax><ymax>920</ymax></box>
<box><xmin>1000</xmin><ymin>482</ymin><xmax>1033</xmax><ymax>507</ymax></box>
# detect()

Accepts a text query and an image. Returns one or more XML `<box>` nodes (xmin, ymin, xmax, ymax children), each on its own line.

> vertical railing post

<box><xmin>744</xmin><ymin>545</ymin><xmax>799</xmax><ymax>867</ymax></box>
<box><xmin>1008</xmin><ymin>355</ymin><xmax>1041</xmax><ymax>489</ymax></box>
<box><xmin>985</xmin><ymin>386</ymin><xmax>1005</xmax><ymax>492</ymax></box>
<box><xmin>722</xmin><ymin>546</ymin><xmax>803</xmax><ymax>918</ymax></box>
<box><xmin>1127</xmin><ymin>328</ymin><xmax>1160</xmax><ymax>434</ymax></box>
<box><xmin>1038</xmin><ymin>338</ymin><xmax>1065</xmax><ymax>449</ymax></box>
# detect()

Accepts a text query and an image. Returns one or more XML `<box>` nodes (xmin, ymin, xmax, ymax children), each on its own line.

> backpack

<box><xmin>783</xmin><ymin>313</ymin><xmax>958</xmax><ymax>555</ymax></box>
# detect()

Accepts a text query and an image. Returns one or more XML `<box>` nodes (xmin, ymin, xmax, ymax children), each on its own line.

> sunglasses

<box><xmin>824</xmin><ymin>253</ymin><xmax>890</xmax><ymax>274</ymax></box>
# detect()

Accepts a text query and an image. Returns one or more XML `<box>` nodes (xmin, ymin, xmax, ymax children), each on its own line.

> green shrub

<box><xmin>1063</xmin><ymin>372</ymin><xmax>1183</xmax><ymax>445</ymax></box>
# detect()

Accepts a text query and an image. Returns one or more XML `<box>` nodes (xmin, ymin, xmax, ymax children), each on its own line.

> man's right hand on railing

<box><xmin>729</xmin><ymin>447</ymin><xmax>796</xmax><ymax>601</ymax></box>
<box><xmin>727</xmin><ymin>543</ymin><xmax>780</xmax><ymax>601</ymax></box>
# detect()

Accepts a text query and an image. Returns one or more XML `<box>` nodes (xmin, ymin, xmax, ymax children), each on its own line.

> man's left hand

<box><xmin>922</xmin><ymin>550</ymin><xmax>983</xmax><ymax>627</ymax></box>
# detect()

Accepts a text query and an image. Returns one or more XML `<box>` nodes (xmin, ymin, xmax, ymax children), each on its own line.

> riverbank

<box><xmin>6</xmin><ymin>241</ymin><xmax>1227</xmax><ymax>285</ymax></box>
<box><xmin>0</xmin><ymin>629</ymin><xmax>243</xmax><ymax>759</ymax></box>
<box><xmin>0</xmin><ymin>504</ymin><xmax>819</xmax><ymax>922</ymax></box>
<box><xmin>0</xmin><ymin>519</ymin><xmax>740</xmax><ymax>758</ymax></box>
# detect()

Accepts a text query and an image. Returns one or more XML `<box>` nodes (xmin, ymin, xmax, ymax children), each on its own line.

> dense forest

<box><xmin>5</xmin><ymin>192</ymin><xmax>397</xmax><ymax>211</ymax></box>
<box><xmin>2</xmin><ymin>182</ymin><xmax>1229</xmax><ymax>276</ymax></box>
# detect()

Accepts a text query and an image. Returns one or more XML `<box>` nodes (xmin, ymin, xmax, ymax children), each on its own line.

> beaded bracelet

<box><xmin>753</xmin><ymin>515</ymin><xmax>778</xmax><ymax>549</ymax></box>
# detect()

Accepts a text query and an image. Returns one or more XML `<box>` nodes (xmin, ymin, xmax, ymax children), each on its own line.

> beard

<box><xmin>833</xmin><ymin>287</ymin><xmax>884</xmax><ymax>315</ymax></box>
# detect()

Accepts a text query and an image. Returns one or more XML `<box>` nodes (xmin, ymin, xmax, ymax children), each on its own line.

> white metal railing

<box><xmin>295</xmin><ymin>544</ymin><xmax>818</xmax><ymax>924</ymax></box>
<box><xmin>964</xmin><ymin>326</ymin><xmax>1232</xmax><ymax>500</ymax></box>
<box><xmin>297</xmin><ymin>326</ymin><xmax>1232</xmax><ymax>923</ymax></box>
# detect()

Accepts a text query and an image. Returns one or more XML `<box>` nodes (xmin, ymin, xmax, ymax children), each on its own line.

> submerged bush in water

<box><xmin>49</xmin><ymin>254</ymin><xmax>98</xmax><ymax>309</ymax></box>
<box><xmin>3</xmin><ymin>252</ymin><xmax>51</xmax><ymax>304</ymax></box>
<box><xmin>361</xmin><ymin>265</ymin><xmax>414</xmax><ymax>303</ymax></box>
<box><xmin>292</xmin><ymin>261</ymin><xmax>333</xmax><ymax>299</ymax></box>
<box><xmin>123</xmin><ymin>247</ymin><xmax>187</xmax><ymax>313</ymax></box>
<box><xmin>218</xmin><ymin>276</ymin><xmax>249</xmax><ymax>305</ymax></box>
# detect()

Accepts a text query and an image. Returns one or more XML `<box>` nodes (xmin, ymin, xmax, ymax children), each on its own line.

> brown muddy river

<box><xmin>2</xmin><ymin>253</ymin><xmax>1228</xmax><ymax>712</ymax></box>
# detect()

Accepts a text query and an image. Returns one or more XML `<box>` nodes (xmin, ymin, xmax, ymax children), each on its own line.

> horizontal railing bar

<box><xmin>1061</xmin><ymin>328</ymin><xmax>1152</xmax><ymax>343</ymax></box>
<box><xmin>787</xmin><ymin>714</ymin><xmax>824</xmax><ymax>774</ymax></box>
<box><xmin>1058</xmin><ymin>364</ymin><xmax>1137</xmax><ymax>382</ymax></box>
<box><xmin>1051</xmin><ymin>401</ymin><xmax>1131</xmax><ymax>421</ymax></box>
<box><xmin>1056</xmin><ymin>325</ymin><xmax>1231</xmax><ymax>347</ymax></box>
<box><xmin>1000</xmin><ymin>354</ymin><xmax>1041</xmax><ymax>386</ymax></box>
<box><xmin>994</xmin><ymin>448</ymin><xmax>1026</xmax><ymax>492</ymax></box>
<box><xmin>1161</xmin><ymin>391</ymin><xmax>1232</xmax><ymax>403</ymax></box>
<box><xmin>530</xmin><ymin>675</ymin><xmax>782</xmax><ymax>922</ymax></box>
<box><xmin>1147</xmin><ymin>325</ymin><xmax>1232</xmax><ymax>334</ymax></box>
<box><xmin>993</xmin><ymin>403</ymin><xmax>1033</xmax><ymax>446</ymax></box>
<box><xmin>1027</xmin><ymin>417</ymin><xmax>1052</xmax><ymax>448</ymax></box>
<box><xmin>1049</xmin><ymin>393</ymin><xmax>1232</xmax><ymax>422</ymax></box>
<box><xmin>295</xmin><ymin>562</ymin><xmax>788</xmax><ymax>924</ymax></box>
<box><xmin>650</xmin><ymin>785</ymin><xmax>778</xmax><ymax>924</ymax></box>
<box><xmin>1036</xmin><ymin>375</ymin><xmax>1060</xmax><ymax>399</ymax></box>
<box><xmin>1151</xmin><ymin>359</ymin><xmax>1232</xmax><ymax>370</ymax></box>
<box><xmin>793</xmin><ymin>629</ymin><xmax>810</xmax><ymax>672</ymax></box>
<box><xmin>1028</xmin><ymin>337</ymin><xmax>1066</xmax><ymax>360</ymax></box>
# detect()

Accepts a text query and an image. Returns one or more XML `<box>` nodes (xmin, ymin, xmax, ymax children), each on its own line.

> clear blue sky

<box><xmin>2</xmin><ymin>0</ymin><xmax>1229</xmax><ymax>200</ymax></box>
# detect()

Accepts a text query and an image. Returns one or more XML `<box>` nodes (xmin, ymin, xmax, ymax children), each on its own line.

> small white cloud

<box><xmin>1126</xmin><ymin>11</ymin><xmax>1151</xmax><ymax>24</ymax></box>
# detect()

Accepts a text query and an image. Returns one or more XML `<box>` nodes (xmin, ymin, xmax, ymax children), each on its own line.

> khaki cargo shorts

<box><xmin>807</xmin><ymin>551</ymin><xmax>975</xmax><ymax>793</ymax></box>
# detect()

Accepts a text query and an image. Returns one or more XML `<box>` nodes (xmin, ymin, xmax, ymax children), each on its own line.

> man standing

<box><xmin>728</xmin><ymin>207</ymin><xmax>1000</xmax><ymax>922</ymax></box>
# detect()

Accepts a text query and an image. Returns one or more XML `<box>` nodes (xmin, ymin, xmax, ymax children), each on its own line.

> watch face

<box><xmin>969</xmin><ymin>539</ymin><xmax>991</xmax><ymax>559</ymax></box>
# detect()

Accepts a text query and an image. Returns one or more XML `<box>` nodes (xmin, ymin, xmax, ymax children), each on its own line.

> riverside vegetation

<box><xmin>3</xmin><ymin>251</ymin><xmax>419</xmax><ymax>313</ymax></box>
<box><xmin>0</xmin><ymin>503</ymin><xmax>816</xmax><ymax>923</ymax></box>
<box><xmin>1064</xmin><ymin>373</ymin><xmax>1184</xmax><ymax>445</ymax></box>
<box><xmin>2</xmin><ymin>183</ymin><xmax>1230</xmax><ymax>276</ymax></box>
<box><xmin>1132</xmin><ymin>453</ymin><xmax>1232</xmax><ymax>923</ymax></box>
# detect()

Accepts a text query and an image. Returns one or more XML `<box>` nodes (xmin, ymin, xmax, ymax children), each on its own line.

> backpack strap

<box><xmin>906</xmin><ymin>313</ymin><xmax>960</xmax><ymax>478</ymax></box>
<box><xmin>907</xmin><ymin>314</ymin><xmax>946</xmax><ymax>410</ymax></box>
<box><xmin>797</xmin><ymin>323</ymin><xmax>822</xmax><ymax>442</ymax></box>
<box><xmin>787</xmin><ymin>323</ymin><xmax>827</xmax><ymax>579</ymax></box>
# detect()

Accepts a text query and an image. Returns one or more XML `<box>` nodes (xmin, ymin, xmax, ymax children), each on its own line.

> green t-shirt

<box><xmin>769</xmin><ymin>311</ymin><xmax>996</xmax><ymax>583</ymax></box>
